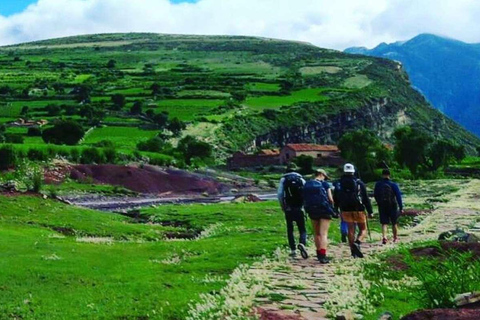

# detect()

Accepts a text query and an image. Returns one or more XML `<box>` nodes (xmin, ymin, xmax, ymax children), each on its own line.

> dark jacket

<box><xmin>333</xmin><ymin>175</ymin><xmax>373</xmax><ymax>214</ymax></box>
<box><xmin>374</xmin><ymin>178</ymin><xmax>403</xmax><ymax>210</ymax></box>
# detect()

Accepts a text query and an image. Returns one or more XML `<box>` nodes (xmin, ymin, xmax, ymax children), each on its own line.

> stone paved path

<box><xmin>253</xmin><ymin>180</ymin><xmax>480</xmax><ymax>320</ymax></box>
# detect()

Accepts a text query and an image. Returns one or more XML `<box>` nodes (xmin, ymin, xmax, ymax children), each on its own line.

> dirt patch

<box><xmin>411</xmin><ymin>242</ymin><xmax>480</xmax><ymax>259</ymax></box>
<box><xmin>50</xmin><ymin>226</ymin><xmax>76</xmax><ymax>236</ymax></box>
<box><xmin>402</xmin><ymin>209</ymin><xmax>433</xmax><ymax>217</ymax></box>
<box><xmin>164</xmin><ymin>231</ymin><xmax>200</xmax><ymax>240</ymax></box>
<box><xmin>386</xmin><ymin>242</ymin><xmax>480</xmax><ymax>271</ymax></box>
<box><xmin>70</xmin><ymin>165</ymin><xmax>228</xmax><ymax>194</ymax></box>
<box><xmin>402</xmin><ymin>308</ymin><xmax>480</xmax><ymax>320</ymax></box>
<box><xmin>44</xmin><ymin>162</ymin><xmax>72</xmax><ymax>184</ymax></box>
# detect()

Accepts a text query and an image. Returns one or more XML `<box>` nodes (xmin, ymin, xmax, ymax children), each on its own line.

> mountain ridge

<box><xmin>345</xmin><ymin>34</ymin><xmax>480</xmax><ymax>137</ymax></box>
<box><xmin>0</xmin><ymin>32</ymin><xmax>478</xmax><ymax>158</ymax></box>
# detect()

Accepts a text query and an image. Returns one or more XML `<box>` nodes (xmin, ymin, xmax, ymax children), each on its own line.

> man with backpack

<box><xmin>374</xmin><ymin>169</ymin><xmax>403</xmax><ymax>244</ymax></box>
<box><xmin>277</xmin><ymin>163</ymin><xmax>308</xmax><ymax>258</ymax></box>
<box><xmin>334</xmin><ymin>163</ymin><xmax>373</xmax><ymax>258</ymax></box>
<box><xmin>303</xmin><ymin>169</ymin><xmax>336</xmax><ymax>264</ymax></box>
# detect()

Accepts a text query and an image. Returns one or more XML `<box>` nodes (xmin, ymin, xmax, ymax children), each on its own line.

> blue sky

<box><xmin>0</xmin><ymin>0</ymin><xmax>197</xmax><ymax>16</ymax></box>
<box><xmin>0</xmin><ymin>0</ymin><xmax>479</xmax><ymax>50</ymax></box>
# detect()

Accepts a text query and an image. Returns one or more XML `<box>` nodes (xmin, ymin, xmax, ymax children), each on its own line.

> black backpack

<box><xmin>303</xmin><ymin>180</ymin><xmax>334</xmax><ymax>218</ymax></box>
<box><xmin>337</xmin><ymin>177</ymin><xmax>362</xmax><ymax>211</ymax></box>
<box><xmin>283</xmin><ymin>174</ymin><xmax>304</xmax><ymax>207</ymax></box>
<box><xmin>377</xmin><ymin>183</ymin><xmax>396</xmax><ymax>208</ymax></box>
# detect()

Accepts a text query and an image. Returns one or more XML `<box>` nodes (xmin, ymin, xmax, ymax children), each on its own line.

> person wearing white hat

<box><xmin>333</xmin><ymin>163</ymin><xmax>373</xmax><ymax>258</ymax></box>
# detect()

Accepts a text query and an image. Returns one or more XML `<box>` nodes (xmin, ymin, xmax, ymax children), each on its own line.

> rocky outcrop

<box><xmin>251</xmin><ymin>98</ymin><xmax>408</xmax><ymax>149</ymax></box>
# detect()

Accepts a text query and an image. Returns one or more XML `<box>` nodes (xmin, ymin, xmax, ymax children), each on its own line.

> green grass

<box><xmin>363</xmin><ymin>243</ymin><xmax>480</xmax><ymax>320</ymax></box>
<box><xmin>246</xmin><ymin>82</ymin><xmax>281</xmax><ymax>92</ymax></box>
<box><xmin>343</xmin><ymin>75</ymin><xmax>372</xmax><ymax>89</ymax></box>
<box><xmin>152</xmin><ymin>99</ymin><xmax>223</xmax><ymax>121</ymax></box>
<box><xmin>0</xmin><ymin>197</ymin><xmax>288</xmax><ymax>319</ymax></box>
<box><xmin>299</xmin><ymin>66</ymin><xmax>342</xmax><ymax>75</ymax></box>
<box><xmin>245</xmin><ymin>88</ymin><xmax>329</xmax><ymax>110</ymax></box>
<box><xmin>83</xmin><ymin>126</ymin><xmax>158</xmax><ymax>150</ymax></box>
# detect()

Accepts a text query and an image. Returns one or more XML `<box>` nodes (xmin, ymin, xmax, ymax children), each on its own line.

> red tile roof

<box><xmin>285</xmin><ymin>144</ymin><xmax>339</xmax><ymax>152</ymax></box>
<box><xmin>259</xmin><ymin>149</ymin><xmax>280</xmax><ymax>155</ymax></box>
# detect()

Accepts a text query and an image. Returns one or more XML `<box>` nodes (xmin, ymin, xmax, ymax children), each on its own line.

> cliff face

<box><xmin>251</xmin><ymin>98</ymin><xmax>409</xmax><ymax>149</ymax></box>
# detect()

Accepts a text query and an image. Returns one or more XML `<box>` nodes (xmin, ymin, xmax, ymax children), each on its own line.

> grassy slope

<box><xmin>0</xmin><ymin>33</ymin><xmax>477</xmax><ymax>158</ymax></box>
<box><xmin>0</xmin><ymin>196</ymin><xmax>291</xmax><ymax>319</ymax></box>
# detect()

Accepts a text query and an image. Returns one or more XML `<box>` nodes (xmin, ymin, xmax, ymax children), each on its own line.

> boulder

<box><xmin>455</xmin><ymin>292</ymin><xmax>480</xmax><ymax>309</ymax></box>
<box><xmin>438</xmin><ymin>229</ymin><xmax>480</xmax><ymax>243</ymax></box>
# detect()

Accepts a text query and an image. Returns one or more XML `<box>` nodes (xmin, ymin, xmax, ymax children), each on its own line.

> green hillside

<box><xmin>0</xmin><ymin>33</ymin><xmax>478</xmax><ymax>158</ymax></box>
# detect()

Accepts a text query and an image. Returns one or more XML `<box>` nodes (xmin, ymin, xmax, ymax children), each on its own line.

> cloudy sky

<box><xmin>1</xmin><ymin>0</ymin><xmax>480</xmax><ymax>50</ymax></box>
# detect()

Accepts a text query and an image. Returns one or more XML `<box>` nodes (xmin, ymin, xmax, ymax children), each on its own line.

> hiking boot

<box><xmin>393</xmin><ymin>237</ymin><xmax>399</xmax><ymax>243</ymax></box>
<box><xmin>382</xmin><ymin>238</ymin><xmax>388</xmax><ymax>245</ymax></box>
<box><xmin>341</xmin><ymin>233</ymin><xmax>348</xmax><ymax>243</ymax></box>
<box><xmin>297</xmin><ymin>244</ymin><xmax>309</xmax><ymax>259</ymax></box>
<box><xmin>317</xmin><ymin>255</ymin><xmax>330</xmax><ymax>264</ymax></box>
<box><xmin>289</xmin><ymin>250</ymin><xmax>297</xmax><ymax>257</ymax></box>
<box><xmin>351</xmin><ymin>242</ymin><xmax>364</xmax><ymax>258</ymax></box>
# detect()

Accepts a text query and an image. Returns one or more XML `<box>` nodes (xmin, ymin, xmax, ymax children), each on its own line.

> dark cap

<box><xmin>382</xmin><ymin>169</ymin><xmax>391</xmax><ymax>176</ymax></box>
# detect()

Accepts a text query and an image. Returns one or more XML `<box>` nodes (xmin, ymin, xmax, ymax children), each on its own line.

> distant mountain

<box><xmin>346</xmin><ymin>34</ymin><xmax>480</xmax><ymax>137</ymax></box>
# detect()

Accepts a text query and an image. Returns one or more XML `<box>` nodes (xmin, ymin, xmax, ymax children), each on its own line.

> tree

<box><xmin>153</xmin><ymin>112</ymin><xmax>169</xmax><ymax>129</ymax></box>
<box><xmin>428</xmin><ymin>139</ymin><xmax>466</xmax><ymax>171</ymax></box>
<box><xmin>20</xmin><ymin>106</ymin><xmax>29</xmax><ymax>118</ymax></box>
<box><xmin>393</xmin><ymin>126</ymin><xmax>432</xmax><ymax>174</ymax></box>
<box><xmin>231</xmin><ymin>91</ymin><xmax>247</xmax><ymax>102</ymax></box>
<box><xmin>130</xmin><ymin>101</ymin><xmax>143</xmax><ymax>115</ymax></box>
<box><xmin>106</xmin><ymin>59</ymin><xmax>116</xmax><ymax>69</ymax></box>
<box><xmin>167</xmin><ymin>118</ymin><xmax>186</xmax><ymax>137</ymax></box>
<box><xmin>111</xmin><ymin>94</ymin><xmax>126</xmax><ymax>110</ymax></box>
<box><xmin>294</xmin><ymin>155</ymin><xmax>314</xmax><ymax>174</ymax></box>
<box><xmin>177</xmin><ymin>136</ymin><xmax>213</xmax><ymax>165</ymax></box>
<box><xmin>145</xmin><ymin>109</ymin><xmax>155</xmax><ymax>118</ymax></box>
<box><xmin>477</xmin><ymin>146</ymin><xmax>480</xmax><ymax>157</ymax></box>
<box><xmin>338</xmin><ymin>129</ymin><xmax>391</xmax><ymax>177</ymax></box>
<box><xmin>72</xmin><ymin>85</ymin><xmax>91</xmax><ymax>103</ymax></box>
<box><xmin>137</xmin><ymin>137</ymin><xmax>166</xmax><ymax>153</ymax></box>
<box><xmin>0</xmin><ymin>145</ymin><xmax>17</xmax><ymax>170</ymax></box>
<box><xmin>46</xmin><ymin>104</ymin><xmax>62</xmax><ymax>117</ymax></box>
<box><xmin>42</xmin><ymin>120</ymin><xmax>85</xmax><ymax>146</ymax></box>
<box><xmin>79</xmin><ymin>104</ymin><xmax>105</xmax><ymax>125</ymax></box>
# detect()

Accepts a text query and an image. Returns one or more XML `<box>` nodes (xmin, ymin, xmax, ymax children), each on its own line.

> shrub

<box><xmin>69</xmin><ymin>148</ymin><xmax>80</xmax><ymax>163</ymax></box>
<box><xmin>27</xmin><ymin>127</ymin><xmax>42</xmax><ymax>137</ymax></box>
<box><xmin>177</xmin><ymin>136</ymin><xmax>213</xmax><ymax>165</ymax></box>
<box><xmin>27</xmin><ymin>149</ymin><xmax>49</xmax><ymax>161</ymax></box>
<box><xmin>81</xmin><ymin>148</ymin><xmax>106</xmax><ymax>164</ymax></box>
<box><xmin>93</xmin><ymin>140</ymin><xmax>115</xmax><ymax>148</ymax></box>
<box><xmin>103</xmin><ymin>148</ymin><xmax>117</xmax><ymax>164</ymax></box>
<box><xmin>0</xmin><ymin>145</ymin><xmax>18</xmax><ymax>170</ymax></box>
<box><xmin>406</xmin><ymin>250</ymin><xmax>480</xmax><ymax>308</ymax></box>
<box><xmin>42</xmin><ymin>120</ymin><xmax>85</xmax><ymax>145</ymax></box>
<box><xmin>137</xmin><ymin>137</ymin><xmax>166</xmax><ymax>153</ymax></box>
<box><xmin>5</xmin><ymin>134</ymin><xmax>24</xmax><ymax>144</ymax></box>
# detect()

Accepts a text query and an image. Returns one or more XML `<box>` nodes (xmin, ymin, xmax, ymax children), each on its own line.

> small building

<box><xmin>227</xmin><ymin>149</ymin><xmax>280</xmax><ymax>170</ymax></box>
<box><xmin>280</xmin><ymin>144</ymin><xmax>340</xmax><ymax>164</ymax></box>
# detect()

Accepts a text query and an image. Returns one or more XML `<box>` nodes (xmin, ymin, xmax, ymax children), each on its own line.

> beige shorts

<box><xmin>342</xmin><ymin>211</ymin><xmax>367</xmax><ymax>224</ymax></box>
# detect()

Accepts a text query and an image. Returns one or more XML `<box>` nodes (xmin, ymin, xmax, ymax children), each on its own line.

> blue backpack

<box><xmin>303</xmin><ymin>180</ymin><xmax>334</xmax><ymax>219</ymax></box>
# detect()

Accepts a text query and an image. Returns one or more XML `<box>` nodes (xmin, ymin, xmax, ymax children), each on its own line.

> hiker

<box><xmin>334</xmin><ymin>180</ymin><xmax>349</xmax><ymax>243</ymax></box>
<box><xmin>334</xmin><ymin>163</ymin><xmax>373</xmax><ymax>258</ymax></box>
<box><xmin>303</xmin><ymin>169</ymin><xmax>336</xmax><ymax>264</ymax></box>
<box><xmin>374</xmin><ymin>169</ymin><xmax>403</xmax><ymax>244</ymax></box>
<box><xmin>277</xmin><ymin>163</ymin><xmax>308</xmax><ymax>259</ymax></box>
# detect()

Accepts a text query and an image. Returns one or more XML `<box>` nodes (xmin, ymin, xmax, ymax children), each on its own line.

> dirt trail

<box><xmin>252</xmin><ymin>180</ymin><xmax>480</xmax><ymax>320</ymax></box>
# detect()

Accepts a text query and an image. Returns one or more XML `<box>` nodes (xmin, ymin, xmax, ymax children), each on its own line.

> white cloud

<box><xmin>1</xmin><ymin>0</ymin><xmax>480</xmax><ymax>50</ymax></box>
